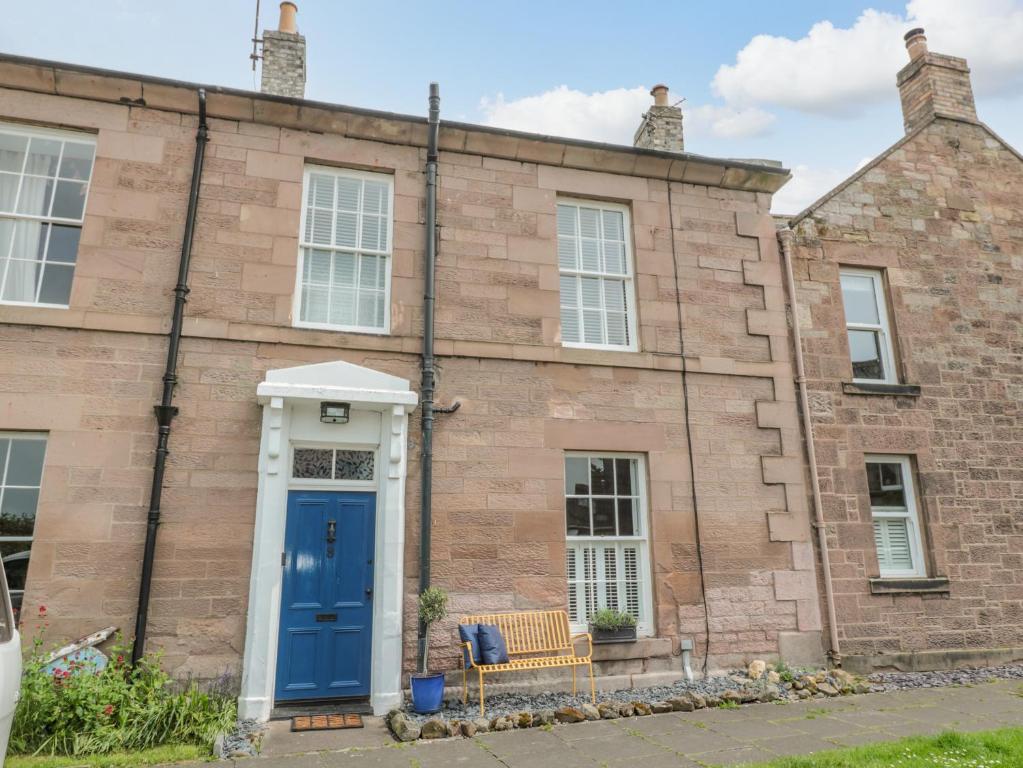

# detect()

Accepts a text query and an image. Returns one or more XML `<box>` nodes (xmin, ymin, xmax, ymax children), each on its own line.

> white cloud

<box><xmin>479</xmin><ymin>86</ymin><xmax>775</xmax><ymax>145</ymax></box>
<box><xmin>714</xmin><ymin>0</ymin><xmax>1023</xmax><ymax>116</ymax></box>
<box><xmin>685</xmin><ymin>105</ymin><xmax>776</xmax><ymax>139</ymax></box>
<box><xmin>479</xmin><ymin>86</ymin><xmax>650</xmax><ymax>144</ymax></box>
<box><xmin>771</xmin><ymin>165</ymin><xmax>852</xmax><ymax>215</ymax></box>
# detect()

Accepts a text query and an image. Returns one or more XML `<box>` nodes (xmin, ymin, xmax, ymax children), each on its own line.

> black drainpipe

<box><xmin>131</xmin><ymin>89</ymin><xmax>209</xmax><ymax>666</ymax></box>
<box><xmin>417</xmin><ymin>83</ymin><xmax>440</xmax><ymax>672</ymax></box>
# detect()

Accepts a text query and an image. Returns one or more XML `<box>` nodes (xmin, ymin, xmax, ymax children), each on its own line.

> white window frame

<box><xmin>0</xmin><ymin>432</ymin><xmax>48</xmax><ymax>615</ymax></box>
<box><xmin>0</xmin><ymin>122</ymin><xmax>96</xmax><ymax>309</ymax></box>
<box><xmin>564</xmin><ymin>451</ymin><xmax>652</xmax><ymax>635</ymax></box>
<box><xmin>866</xmin><ymin>454</ymin><xmax>927</xmax><ymax>578</ymax></box>
<box><xmin>292</xmin><ymin>165</ymin><xmax>394</xmax><ymax>335</ymax></box>
<box><xmin>557</xmin><ymin>198</ymin><xmax>639</xmax><ymax>352</ymax></box>
<box><xmin>840</xmin><ymin>267</ymin><xmax>898</xmax><ymax>384</ymax></box>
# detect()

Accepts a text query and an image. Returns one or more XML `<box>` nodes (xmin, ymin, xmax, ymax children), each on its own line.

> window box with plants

<box><xmin>589</xmin><ymin>609</ymin><xmax>637</xmax><ymax>644</ymax></box>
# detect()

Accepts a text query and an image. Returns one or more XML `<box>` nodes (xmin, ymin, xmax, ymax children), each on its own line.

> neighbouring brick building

<box><xmin>0</xmin><ymin>3</ymin><xmax>825</xmax><ymax>719</ymax></box>
<box><xmin>785</xmin><ymin>29</ymin><xmax>1023</xmax><ymax>672</ymax></box>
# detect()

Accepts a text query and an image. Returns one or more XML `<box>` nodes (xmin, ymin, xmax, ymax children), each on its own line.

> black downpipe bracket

<box><xmin>131</xmin><ymin>89</ymin><xmax>209</xmax><ymax>666</ymax></box>
<box><xmin>417</xmin><ymin>83</ymin><xmax>440</xmax><ymax>673</ymax></box>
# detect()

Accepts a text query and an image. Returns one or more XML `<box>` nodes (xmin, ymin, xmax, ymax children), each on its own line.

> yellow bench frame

<box><xmin>459</xmin><ymin>610</ymin><xmax>594</xmax><ymax>716</ymax></box>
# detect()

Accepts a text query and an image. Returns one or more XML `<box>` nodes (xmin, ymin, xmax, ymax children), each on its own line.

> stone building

<box><xmin>0</xmin><ymin>3</ymin><xmax>823</xmax><ymax>718</ymax></box>
<box><xmin>785</xmin><ymin>29</ymin><xmax>1023</xmax><ymax>672</ymax></box>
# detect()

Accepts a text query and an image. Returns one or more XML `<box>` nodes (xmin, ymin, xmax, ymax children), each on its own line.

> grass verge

<box><xmin>6</xmin><ymin>744</ymin><xmax>210</xmax><ymax>768</ymax></box>
<box><xmin>739</xmin><ymin>727</ymin><xmax>1023</xmax><ymax>767</ymax></box>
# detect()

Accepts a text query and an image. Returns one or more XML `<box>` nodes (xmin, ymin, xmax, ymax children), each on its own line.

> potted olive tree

<box><xmin>590</xmin><ymin>608</ymin><xmax>637</xmax><ymax>644</ymax></box>
<box><xmin>409</xmin><ymin>586</ymin><xmax>448</xmax><ymax>713</ymax></box>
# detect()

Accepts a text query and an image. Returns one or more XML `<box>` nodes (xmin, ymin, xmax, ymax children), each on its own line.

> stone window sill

<box><xmin>843</xmin><ymin>382</ymin><xmax>922</xmax><ymax>397</ymax></box>
<box><xmin>869</xmin><ymin>577</ymin><xmax>950</xmax><ymax>595</ymax></box>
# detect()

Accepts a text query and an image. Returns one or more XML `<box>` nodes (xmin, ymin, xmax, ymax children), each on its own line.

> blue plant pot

<box><xmin>410</xmin><ymin>672</ymin><xmax>445</xmax><ymax>714</ymax></box>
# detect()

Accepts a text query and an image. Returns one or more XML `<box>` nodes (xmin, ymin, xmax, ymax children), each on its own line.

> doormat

<box><xmin>291</xmin><ymin>713</ymin><xmax>364</xmax><ymax>732</ymax></box>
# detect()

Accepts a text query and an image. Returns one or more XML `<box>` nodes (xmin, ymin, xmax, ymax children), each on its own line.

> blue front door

<box><xmin>275</xmin><ymin>491</ymin><xmax>375</xmax><ymax>701</ymax></box>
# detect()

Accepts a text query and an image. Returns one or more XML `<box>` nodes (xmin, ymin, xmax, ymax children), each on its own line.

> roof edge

<box><xmin>788</xmin><ymin>113</ymin><xmax>1022</xmax><ymax>225</ymax></box>
<box><xmin>0</xmin><ymin>52</ymin><xmax>791</xmax><ymax>194</ymax></box>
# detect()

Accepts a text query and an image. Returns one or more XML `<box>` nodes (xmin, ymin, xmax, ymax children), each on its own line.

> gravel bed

<box><xmin>402</xmin><ymin>674</ymin><xmax>784</xmax><ymax>724</ymax></box>
<box><xmin>868</xmin><ymin>663</ymin><xmax>1023</xmax><ymax>690</ymax></box>
<box><xmin>400</xmin><ymin>662</ymin><xmax>1023</xmax><ymax>726</ymax></box>
<box><xmin>216</xmin><ymin>718</ymin><xmax>264</xmax><ymax>758</ymax></box>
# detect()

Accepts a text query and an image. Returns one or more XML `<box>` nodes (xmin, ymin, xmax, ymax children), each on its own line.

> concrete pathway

<box><xmin>241</xmin><ymin>679</ymin><xmax>1023</xmax><ymax>767</ymax></box>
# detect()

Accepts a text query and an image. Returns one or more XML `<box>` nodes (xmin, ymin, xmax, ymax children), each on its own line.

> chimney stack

<box><xmin>896</xmin><ymin>28</ymin><xmax>977</xmax><ymax>133</ymax></box>
<box><xmin>260</xmin><ymin>1</ymin><xmax>306</xmax><ymax>99</ymax></box>
<box><xmin>634</xmin><ymin>84</ymin><xmax>684</xmax><ymax>153</ymax></box>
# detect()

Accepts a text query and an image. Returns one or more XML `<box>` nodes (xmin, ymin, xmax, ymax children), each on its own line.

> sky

<box><xmin>2</xmin><ymin>0</ymin><xmax>1022</xmax><ymax>213</ymax></box>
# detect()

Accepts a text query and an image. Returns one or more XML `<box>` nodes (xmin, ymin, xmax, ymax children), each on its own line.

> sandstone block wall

<box><xmin>0</xmin><ymin>60</ymin><xmax>822</xmax><ymax>678</ymax></box>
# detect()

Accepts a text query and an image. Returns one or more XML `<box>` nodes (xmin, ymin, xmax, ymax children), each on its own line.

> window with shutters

<box><xmin>557</xmin><ymin>200</ymin><xmax>637</xmax><ymax>351</ymax></box>
<box><xmin>0</xmin><ymin>124</ymin><xmax>95</xmax><ymax>308</ymax></box>
<box><xmin>840</xmin><ymin>268</ymin><xmax>898</xmax><ymax>383</ymax></box>
<box><xmin>564</xmin><ymin>453</ymin><xmax>651</xmax><ymax>634</ymax></box>
<box><xmin>294</xmin><ymin>166</ymin><xmax>393</xmax><ymax>334</ymax></box>
<box><xmin>866</xmin><ymin>455</ymin><xmax>926</xmax><ymax>578</ymax></box>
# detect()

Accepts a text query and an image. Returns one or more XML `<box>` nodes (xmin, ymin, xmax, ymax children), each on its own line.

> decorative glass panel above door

<box><xmin>293</xmin><ymin>448</ymin><xmax>374</xmax><ymax>481</ymax></box>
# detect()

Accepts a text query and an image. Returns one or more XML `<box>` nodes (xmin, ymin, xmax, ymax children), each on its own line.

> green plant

<box><xmin>718</xmin><ymin>699</ymin><xmax>739</xmax><ymax>709</ymax></box>
<box><xmin>774</xmin><ymin>660</ymin><xmax>796</xmax><ymax>683</ymax></box>
<box><xmin>417</xmin><ymin>586</ymin><xmax>448</xmax><ymax>674</ymax></box>
<box><xmin>589</xmin><ymin>608</ymin><xmax>637</xmax><ymax>632</ymax></box>
<box><xmin>6</xmin><ymin>744</ymin><xmax>208</xmax><ymax>768</ymax></box>
<box><xmin>11</xmin><ymin>608</ymin><xmax>236</xmax><ymax>758</ymax></box>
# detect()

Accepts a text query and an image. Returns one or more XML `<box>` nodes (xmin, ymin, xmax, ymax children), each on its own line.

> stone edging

<box><xmin>388</xmin><ymin>667</ymin><xmax>871</xmax><ymax>742</ymax></box>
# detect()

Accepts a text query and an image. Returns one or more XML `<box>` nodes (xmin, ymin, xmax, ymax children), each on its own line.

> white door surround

<box><xmin>238</xmin><ymin>359</ymin><xmax>417</xmax><ymax>720</ymax></box>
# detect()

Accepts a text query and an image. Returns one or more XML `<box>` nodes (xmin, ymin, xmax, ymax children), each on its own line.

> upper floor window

<box><xmin>840</xmin><ymin>268</ymin><xmax>897</xmax><ymax>383</ymax></box>
<box><xmin>557</xmin><ymin>200</ymin><xmax>637</xmax><ymax>351</ymax></box>
<box><xmin>294</xmin><ymin>166</ymin><xmax>393</xmax><ymax>334</ymax></box>
<box><xmin>564</xmin><ymin>453</ymin><xmax>651</xmax><ymax>634</ymax></box>
<box><xmin>866</xmin><ymin>455</ymin><xmax>926</xmax><ymax>578</ymax></box>
<box><xmin>0</xmin><ymin>125</ymin><xmax>95</xmax><ymax>308</ymax></box>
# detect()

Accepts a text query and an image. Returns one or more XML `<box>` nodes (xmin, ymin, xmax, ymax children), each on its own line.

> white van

<box><xmin>0</xmin><ymin>564</ymin><xmax>20</xmax><ymax>764</ymax></box>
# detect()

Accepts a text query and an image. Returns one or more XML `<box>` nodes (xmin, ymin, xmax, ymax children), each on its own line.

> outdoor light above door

<box><xmin>320</xmin><ymin>402</ymin><xmax>350</xmax><ymax>424</ymax></box>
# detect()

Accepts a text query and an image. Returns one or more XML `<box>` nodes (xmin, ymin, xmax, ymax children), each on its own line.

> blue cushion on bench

<box><xmin>477</xmin><ymin>624</ymin><xmax>510</xmax><ymax>665</ymax></box>
<box><xmin>458</xmin><ymin>623</ymin><xmax>482</xmax><ymax>669</ymax></box>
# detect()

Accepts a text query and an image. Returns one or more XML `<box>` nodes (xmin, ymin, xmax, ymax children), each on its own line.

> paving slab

<box><xmin>247</xmin><ymin>680</ymin><xmax>1023</xmax><ymax>767</ymax></box>
<box><xmin>261</xmin><ymin>717</ymin><xmax>394</xmax><ymax>757</ymax></box>
<box><xmin>649</xmin><ymin>727</ymin><xmax>746</xmax><ymax>755</ymax></box>
<box><xmin>693</xmin><ymin>746</ymin><xmax>778</xmax><ymax>765</ymax></box>
<box><xmin>568</xmin><ymin>732</ymin><xmax>666</xmax><ymax>761</ymax></box>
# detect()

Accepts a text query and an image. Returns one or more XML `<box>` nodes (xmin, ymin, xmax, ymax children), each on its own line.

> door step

<box><xmin>291</xmin><ymin>713</ymin><xmax>363</xmax><ymax>732</ymax></box>
<box><xmin>271</xmin><ymin>697</ymin><xmax>372</xmax><ymax>720</ymax></box>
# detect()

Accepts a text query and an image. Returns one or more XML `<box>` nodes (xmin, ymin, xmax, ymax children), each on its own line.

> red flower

<box><xmin>116</xmin><ymin>655</ymin><xmax>125</xmax><ymax>665</ymax></box>
<box><xmin>103</xmin><ymin>704</ymin><xmax>114</xmax><ymax>716</ymax></box>
<box><xmin>38</xmin><ymin>605</ymin><xmax>47</xmax><ymax>617</ymax></box>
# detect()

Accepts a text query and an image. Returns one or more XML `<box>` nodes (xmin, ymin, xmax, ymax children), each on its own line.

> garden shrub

<box><xmin>11</xmin><ymin>607</ymin><xmax>237</xmax><ymax>757</ymax></box>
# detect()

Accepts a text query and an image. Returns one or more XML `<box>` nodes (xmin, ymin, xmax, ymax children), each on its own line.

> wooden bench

<box><xmin>459</xmin><ymin>610</ymin><xmax>594</xmax><ymax>716</ymax></box>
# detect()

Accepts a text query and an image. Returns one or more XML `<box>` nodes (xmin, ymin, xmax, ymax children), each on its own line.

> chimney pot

<box><xmin>634</xmin><ymin>83</ymin><xmax>684</xmax><ymax>153</ymax></box>
<box><xmin>896</xmin><ymin>28</ymin><xmax>976</xmax><ymax>133</ymax></box>
<box><xmin>904</xmin><ymin>27</ymin><xmax>927</xmax><ymax>60</ymax></box>
<box><xmin>260</xmin><ymin>1</ymin><xmax>306</xmax><ymax>98</ymax></box>
<box><xmin>278</xmin><ymin>1</ymin><xmax>298</xmax><ymax>33</ymax></box>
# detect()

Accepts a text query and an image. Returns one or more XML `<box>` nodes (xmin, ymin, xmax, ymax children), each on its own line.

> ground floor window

<box><xmin>564</xmin><ymin>453</ymin><xmax>651</xmax><ymax>634</ymax></box>
<box><xmin>0</xmin><ymin>432</ymin><xmax>46</xmax><ymax>622</ymax></box>
<box><xmin>866</xmin><ymin>454</ymin><xmax>926</xmax><ymax>578</ymax></box>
